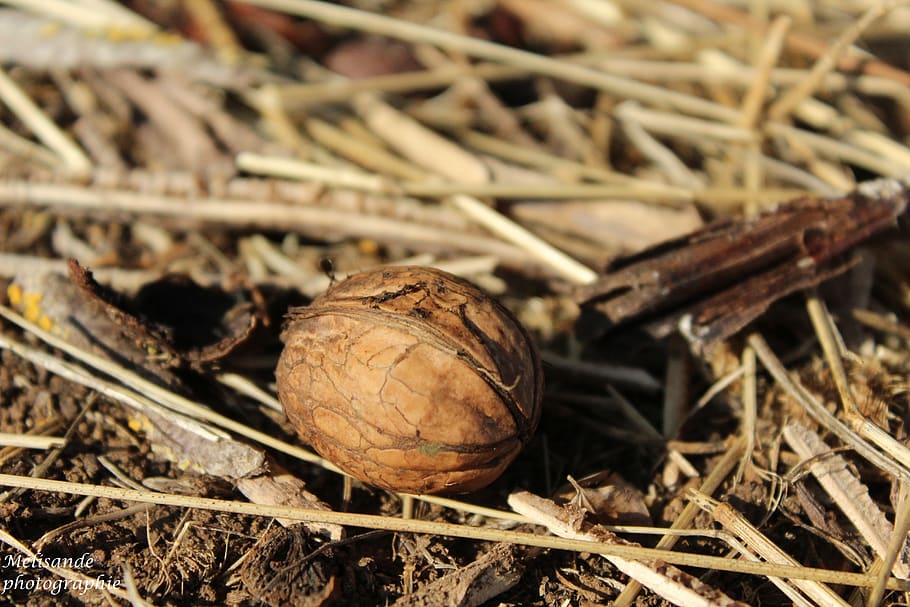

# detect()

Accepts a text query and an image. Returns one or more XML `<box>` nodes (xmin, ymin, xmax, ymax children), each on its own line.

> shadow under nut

<box><xmin>276</xmin><ymin>266</ymin><xmax>542</xmax><ymax>495</ymax></box>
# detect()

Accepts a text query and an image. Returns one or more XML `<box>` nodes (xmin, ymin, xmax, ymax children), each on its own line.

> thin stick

<box><xmin>236</xmin><ymin>0</ymin><xmax>741</xmax><ymax>123</ymax></box>
<box><xmin>735</xmin><ymin>345</ymin><xmax>757</xmax><ymax>485</ymax></box>
<box><xmin>0</xmin><ymin>433</ymin><xmax>66</xmax><ymax>450</ymax></box>
<box><xmin>691</xmin><ymin>490</ymin><xmax>851</xmax><ymax>607</ymax></box>
<box><xmin>0</xmin><ymin>182</ymin><xmax>528</xmax><ymax>264</ymax></box>
<box><xmin>613</xmin><ymin>437</ymin><xmax>748</xmax><ymax>606</ymax></box>
<box><xmin>216</xmin><ymin>373</ymin><xmax>283</xmax><ymax>413</ymax></box>
<box><xmin>448</xmin><ymin>194</ymin><xmax>598</xmax><ymax>284</ymax></box>
<box><xmin>616</xmin><ymin>103</ymin><xmax>756</xmax><ymax>143</ymax></box>
<box><xmin>509</xmin><ymin>490</ymin><xmax>745</xmax><ymax>607</ymax></box>
<box><xmin>0</xmin><ymin>0</ymin><xmax>155</xmax><ymax>31</ymax></box>
<box><xmin>764</xmin><ymin>122</ymin><xmax>902</xmax><ymax>178</ymax></box>
<box><xmin>0</xmin><ymin>472</ymin><xmax>904</xmax><ymax>588</ymax></box>
<box><xmin>0</xmin><ymin>123</ymin><xmax>61</xmax><ymax>169</ymax></box>
<box><xmin>747</xmin><ymin>333</ymin><xmax>908</xmax><ymax>481</ymax></box>
<box><xmin>738</xmin><ymin>16</ymin><xmax>791</xmax><ymax>129</ymax></box>
<box><xmin>806</xmin><ymin>289</ymin><xmax>857</xmax><ymax>418</ymax></box>
<box><xmin>867</xmin><ymin>488</ymin><xmax>910</xmax><ymax>606</ymax></box>
<box><xmin>617</xmin><ymin>104</ymin><xmax>703</xmax><ymax>189</ymax></box>
<box><xmin>405</xmin><ymin>494</ymin><xmax>528</xmax><ymax>524</ymax></box>
<box><xmin>0</xmin><ymin>67</ymin><xmax>91</xmax><ymax>175</ymax></box>
<box><xmin>768</xmin><ymin>1</ymin><xmax>898</xmax><ymax>121</ymax></box>
<box><xmin>237</xmin><ymin>152</ymin><xmax>695</xmax><ymax>203</ymax></box>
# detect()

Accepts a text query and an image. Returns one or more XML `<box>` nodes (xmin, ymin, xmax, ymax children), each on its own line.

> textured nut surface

<box><xmin>276</xmin><ymin>266</ymin><xmax>543</xmax><ymax>494</ymax></box>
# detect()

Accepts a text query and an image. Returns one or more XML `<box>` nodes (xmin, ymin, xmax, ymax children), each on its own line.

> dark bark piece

<box><xmin>574</xmin><ymin>176</ymin><xmax>910</xmax><ymax>352</ymax></box>
<box><xmin>68</xmin><ymin>258</ymin><xmax>265</xmax><ymax>370</ymax></box>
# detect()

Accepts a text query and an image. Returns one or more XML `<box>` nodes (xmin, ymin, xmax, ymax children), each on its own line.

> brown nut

<box><xmin>276</xmin><ymin>266</ymin><xmax>543</xmax><ymax>494</ymax></box>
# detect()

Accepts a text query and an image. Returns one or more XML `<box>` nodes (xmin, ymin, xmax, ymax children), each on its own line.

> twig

<box><xmin>449</xmin><ymin>194</ymin><xmax>598</xmax><ymax>284</ymax></box>
<box><xmin>616</xmin><ymin>102</ymin><xmax>757</xmax><ymax>143</ymax></box>
<box><xmin>237</xmin><ymin>152</ymin><xmax>696</xmax><ymax>202</ymax></box>
<box><xmin>844</xmin><ymin>130</ymin><xmax>910</xmax><ymax>172</ymax></box>
<box><xmin>0</xmin><ymin>181</ymin><xmax>529</xmax><ymax>266</ymax></box>
<box><xmin>868</xmin><ymin>488</ymin><xmax>910</xmax><ymax>606</ymax></box>
<box><xmin>616</xmin><ymin>103</ymin><xmax>704</xmax><ymax>189</ymax></box>
<box><xmin>352</xmin><ymin>93</ymin><xmax>489</xmax><ymax>184</ymax></box>
<box><xmin>0</xmin><ymin>0</ymin><xmax>156</xmax><ymax>31</ymax></box>
<box><xmin>764</xmin><ymin>122</ymin><xmax>902</xmax><ymax>178</ymax></box>
<box><xmin>805</xmin><ymin>293</ymin><xmax>857</xmax><ymax>416</ymax></box>
<box><xmin>738</xmin><ymin>16</ymin><xmax>791</xmax><ymax>129</ymax></box>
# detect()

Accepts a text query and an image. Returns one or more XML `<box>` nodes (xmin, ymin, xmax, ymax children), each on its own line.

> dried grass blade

<box><xmin>0</xmin><ymin>433</ymin><xmax>65</xmax><ymax>450</ymax></box>
<box><xmin>748</xmin><ymin>333</ymin><xmax>908</xmax><ymax>481</ymax></box>
<box><xmin>782</xmin><ymin>421</ymin><xmax>910</xmax><ymax>579</ymax></box>
<box><xmin>509</xmin><ymin>490</ymin><xmax>748</xmax><ymax>607</ymax></box>
<box><xmin>0</xmin><ymin>67</ymin><xmax>91</xmax><ymax>175</ymax></box>
<box><xmin>690</xmin><ymin>490</ymin><xmax>852</xmax><ymax>607</ymax></box>
<box><xmin>239</xmin><ymin>0</ymin><xmax>740</xmax><ymax>122</ymax></box>
<box><xmin>614</xmin><ymin>436</ymin><xmax>747</xmax><ymax>606</ymax></box>
<box><xmin>0</xmin><ymin>473</ymin><xmax>904</xmax><ymax>588</ymax></box>
<box><xmin>0</xmin><ymin>304</ymin><xmax>332</xmax><ymax>471</ymax></box>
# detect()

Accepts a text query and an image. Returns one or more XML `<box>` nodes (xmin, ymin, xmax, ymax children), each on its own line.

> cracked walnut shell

<box><xmin>276</xmin><ymin>266</ymin><xmax>543</xmax><ymax>494</ymax></box>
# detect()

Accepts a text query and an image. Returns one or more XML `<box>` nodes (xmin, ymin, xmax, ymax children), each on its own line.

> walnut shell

<box><xmin>276</xmin><ymin>266</ymin><xmax>543</xmax><ymax>494</ymax></box>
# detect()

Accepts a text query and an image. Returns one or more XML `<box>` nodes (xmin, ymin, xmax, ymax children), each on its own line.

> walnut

<box><xmin>276</xmin><ymin>266</ymin><xmax>543</xmax><ymax>494</ymax></box>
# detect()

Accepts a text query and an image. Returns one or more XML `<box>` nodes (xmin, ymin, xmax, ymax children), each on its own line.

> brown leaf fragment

<box><xmin>69</xmin><ymin>258</ymin><xmax>180</xmax><ymax>366</ymax></box>
<box><xmin>68</xmin><ymin>259</ymin><xmax>264</xmax><ymax>371</ymax></box>
<box><xmin>392</xmin><ymin>543</ymin><xmax>526</xmax><ymax>607</ymax></box>
<box><xmin>573</xmin><ymin>176</ymin><xmax>910</xmax><ymax>351</ymax></box>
